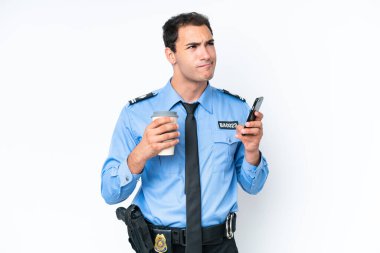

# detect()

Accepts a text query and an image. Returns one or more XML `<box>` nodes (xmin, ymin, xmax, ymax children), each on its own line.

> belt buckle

<box><xmin>172</xmin><ymin>228</ymin><xmax>186</xmax><ymax>246</ymax></box>
<box><xmin>225</xmin><ymin>213</ymin><xmax>234</xmax><ymax>239</ymax></box>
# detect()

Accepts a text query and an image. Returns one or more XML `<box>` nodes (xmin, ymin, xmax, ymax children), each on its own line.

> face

<box><xmin>167</xmin><ymin>25</ymin><xmax>216</xmax><ymax>85</ymax></box>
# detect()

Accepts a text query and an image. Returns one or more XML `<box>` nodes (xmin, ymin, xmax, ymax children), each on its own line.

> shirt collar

<box><xmin>197</xmin><ymin>82</ymin><xmax>213</xmax><ymax>114</ymax></box>
<box><xmin>158</xmin><ymin>80</ymin><xmax>184</xmax><ymax>111</ymax></box>
<box><xmin>158</xmin><ymin>79</ymin><xmax>213</xmax><ymax>114</ymax></box>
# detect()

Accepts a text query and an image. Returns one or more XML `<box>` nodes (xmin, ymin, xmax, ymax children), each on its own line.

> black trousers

<box><xmin>171</xmin><ymin>237</ymin><xmax>239</xmax><ymax>253</ymax></box>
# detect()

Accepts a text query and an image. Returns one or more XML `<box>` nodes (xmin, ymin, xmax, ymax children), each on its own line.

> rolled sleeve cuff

<box><xmin>117</xmin><ymin>159</ymin><xmax>142</xmax><ymax>186</ymax></box>
<box><xmin>242</xmin><ymin>153</ymin><xmax>268</xmax><ymax>178</ymax></box>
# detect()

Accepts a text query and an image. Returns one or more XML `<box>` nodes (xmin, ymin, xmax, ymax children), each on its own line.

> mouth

<box><xmin>197</xmin><ymin>62</ymin><xmax>213</xmax><ymax>68</ymax></box>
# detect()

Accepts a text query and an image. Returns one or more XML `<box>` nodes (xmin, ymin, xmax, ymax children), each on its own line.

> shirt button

<box><xmin>126</xmin><ymin>176</ymin><xmax>130</xmax><ymax>182</ymax></box>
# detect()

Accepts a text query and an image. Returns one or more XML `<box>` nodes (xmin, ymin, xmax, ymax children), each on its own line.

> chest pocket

<box><xmin>212</xmin><ymin>131</ymin><xmax>240</xmax><ymax>173</ymax></box>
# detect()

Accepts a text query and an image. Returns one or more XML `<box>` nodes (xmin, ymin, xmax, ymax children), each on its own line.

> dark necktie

<box><xmin>181</xmin><ymin>102</ymin><xmax>202</xmax><ymax>253</ymax></box>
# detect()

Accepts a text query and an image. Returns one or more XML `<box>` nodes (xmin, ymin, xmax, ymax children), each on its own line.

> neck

<box><xmin>171</xmin><ymin>77</ymin><xmax>208</xmax><ymax>103</ymax></box>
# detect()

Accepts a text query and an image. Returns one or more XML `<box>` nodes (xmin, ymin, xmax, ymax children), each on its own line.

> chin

<box><xmin>204</xmin><ymin>73</ymin><xmax>214</xmax><ymax>81</ymax></box>
<box><xmin>197</xmin><ymin>72</ymin><xmax>214</xmax><ymax>81</ymax></box>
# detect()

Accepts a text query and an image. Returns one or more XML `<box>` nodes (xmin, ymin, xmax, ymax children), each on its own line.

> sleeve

<box><xmin>235</xmin><ymin>144</ymin><xmax>269</xmax><ymax>195</ymax></box>
<box><xmin>101</xmin><ymin>106</ymin><xmax>142</xmax><ymax>204</ymax></box>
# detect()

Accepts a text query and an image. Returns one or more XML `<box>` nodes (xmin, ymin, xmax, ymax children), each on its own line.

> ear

<box><xmin>165</xmin><ymin>47</ymin><xmax>176</xmax><ymax>65</ymax></box>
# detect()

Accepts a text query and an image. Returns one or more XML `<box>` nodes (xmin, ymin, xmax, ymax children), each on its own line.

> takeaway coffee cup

<box><xmin>151</xmin><ymin>111</ymin><xmax>179</xmax><ymax>156</ymax></box>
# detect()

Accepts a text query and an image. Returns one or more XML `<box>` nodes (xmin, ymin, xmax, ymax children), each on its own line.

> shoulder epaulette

<box><xmin>128</xmin><ymin>92</ymin><xmax>157</xmax><ymax>105</ymax></box>
<box><xmin>219</xmin><ymin>89</ymin><xmax>246</xmax><ymax>102</ymax></box>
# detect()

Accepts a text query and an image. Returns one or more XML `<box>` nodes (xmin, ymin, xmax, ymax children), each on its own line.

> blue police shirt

<box><xmin>101</xmin><ymin>80</ymin><xmax>269</xmax><ymax>228</ymax></box>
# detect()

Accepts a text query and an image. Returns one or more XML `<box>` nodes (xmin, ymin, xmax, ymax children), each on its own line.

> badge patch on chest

<box><xmin>218</xmin><ymin>121</ymin><xmax>238</xmax><ymax>129</ymax></box>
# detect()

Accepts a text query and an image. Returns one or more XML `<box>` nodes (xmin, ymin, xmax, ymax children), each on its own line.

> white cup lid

<box><xmin>151</xmin><ymin>111</ymin><xmax>178</xmax><ymax>118</ymax></box>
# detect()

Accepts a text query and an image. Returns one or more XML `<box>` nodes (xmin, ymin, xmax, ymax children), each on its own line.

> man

<box><xmin>101</xmin><ymin>12</ymin><xmax>269</xmax><ymax>253</ymax></box>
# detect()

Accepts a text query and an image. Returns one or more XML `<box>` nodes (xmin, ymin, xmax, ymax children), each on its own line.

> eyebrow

<box><xmin>185</xmin><ymin>39</ymin><xmax>215</xmax><ymax>47</ymax></box>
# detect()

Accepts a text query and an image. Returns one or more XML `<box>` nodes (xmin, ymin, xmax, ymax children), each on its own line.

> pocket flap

<box><xmin>213</xmin><ymin>131</ymin><xmax>240</xmax><ymax>144</ymax></box>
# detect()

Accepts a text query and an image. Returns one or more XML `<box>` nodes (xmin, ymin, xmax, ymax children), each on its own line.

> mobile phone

<box><xmin>246</xmin><ymin>96</ymin><xmax>264</xmax><ymax>122</ymax></box>
<box><xmin>243</xmin><ymin>96</ymin><xmax>264</xmax><ymax>135</ymax></box>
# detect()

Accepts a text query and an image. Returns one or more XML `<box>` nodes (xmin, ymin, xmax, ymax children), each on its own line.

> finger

<box><xmin>254</xmin><ymin>111</ymin><xmax>264</xmax><ymax>121</ymax></box>
<box><xmin>235</xmin><ymin>125</ymin><xmax>245</xmax><ymax>135</ymax></box>
<box><xmin>153</xmin><ymin>122</ymin><xmax>179</xmax><ymax>136</ymax></box>
<box><xmin>240</xmin><ymin>127</ymin><xmax>262</xmax><ymax>136</ymax></box>
<box><xmin>162</xmin><ymin>138</ymin><xmax>180</xmax><ymax>148</ymax></box>
<box><xmin>244</xmin><ymin>121</ymin><xmax>263</xmax><ymax>129</ymax></box>
<box><xmin>149</xmin><ymin>117</ymin><xmax>177</xmax><ymax>129</ymax></box>
<box><xmin>154</xmin><ymin>138</ymin><xmax>179</xmax><ymax>150</ymax></box>
<box><xmin>235</xmin><ymin>127</ymin><xmax>245</xmax><ymax>140</ymax></box>
<box><xmin>235</xmin><ymin>130</ymin><xmax>254</xmax><ymax>140</ymax></box>
<box><xmin>236</xmin><ymin>124</ymin><xmax>244</xmax><ymax>132</ymax></box>
<box><xmin>154</xmin><ymin>131</ymin><xmax>180</xmax><ymax>143</ymax></box>
<box><xmin>235</xmin><ymin>132</ymin><xmax>243</xmax><ymax>141</ymax></box>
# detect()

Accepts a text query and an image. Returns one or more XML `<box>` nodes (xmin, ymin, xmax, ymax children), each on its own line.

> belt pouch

<box><xmin>125</xmin><ymin>205</ymin><xmax>153</xmax><ymax>253</ymax></box>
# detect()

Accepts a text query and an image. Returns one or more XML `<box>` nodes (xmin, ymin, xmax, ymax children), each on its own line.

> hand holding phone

<box><xmin>243</xmin><ymin>96</ymin><xmax>264</xmax><ymax>135</ymax></box>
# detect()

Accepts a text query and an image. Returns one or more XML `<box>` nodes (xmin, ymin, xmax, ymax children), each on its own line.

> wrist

<box><xmin>127</xmin><ymin>147</ymin><xmax>147</xmax><ymax>174</ymax></box>
<box><xmin>245</xmin><ymin>149</ymin><xmax>261</xmax><ymax>166</ymax></box>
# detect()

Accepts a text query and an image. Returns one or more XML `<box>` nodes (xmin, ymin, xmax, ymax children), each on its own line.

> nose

<box><xmin>199</xmin><ymin>45</ymin><xmax>211</xmax><ymax>61</ymax></box>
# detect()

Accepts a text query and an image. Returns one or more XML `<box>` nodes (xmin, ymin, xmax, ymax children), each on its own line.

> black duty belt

<box><xmin>148</xmin><ymin>213</ymin><xmax>236</xmax><ymax>247</ymax></box>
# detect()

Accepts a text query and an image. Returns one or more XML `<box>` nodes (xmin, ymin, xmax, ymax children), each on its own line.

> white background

<box><xmin>1</xmin><ymin>0</ymin><xmax>379</xmax><ymax>252</ymax></box>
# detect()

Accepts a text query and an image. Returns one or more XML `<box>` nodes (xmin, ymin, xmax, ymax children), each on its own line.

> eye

<box><xmin>187</xmin><ymin>45</ymin><xmax>197</xmax><ymax>49</ymax></box>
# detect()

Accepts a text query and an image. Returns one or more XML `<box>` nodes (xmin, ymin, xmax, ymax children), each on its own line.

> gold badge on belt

<box><xmin>154</xmin><ymin>233</ymin><xmax>168</xmax><ymax>253</ymax></box>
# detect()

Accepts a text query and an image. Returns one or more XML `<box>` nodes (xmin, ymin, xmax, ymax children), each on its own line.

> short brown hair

<box><xmin>162</xmin><ymin>12</ymin><xmax>213</xmax><ymax>52</ymax></box>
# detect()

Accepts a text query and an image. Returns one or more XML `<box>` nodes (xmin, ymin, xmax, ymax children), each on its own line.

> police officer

<box><xmin>101</xmin><ymin>12</ymin><xmax>269</xmax><ymax>253</ymax></box>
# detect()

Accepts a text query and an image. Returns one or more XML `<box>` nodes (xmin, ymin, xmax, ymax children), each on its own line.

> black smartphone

<box><xmin>243</xmin><ymin>97</ymin><xmax>264</xmax><ymax>135</ymax></box>
<box><xmin>246</xmin><ymin>96</ymin><xmax>264</xmax><ymax>122</ymax></box>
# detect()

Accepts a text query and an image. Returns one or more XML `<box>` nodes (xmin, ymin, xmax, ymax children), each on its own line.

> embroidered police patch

<box><xmin>218</xmin><ymin>121</ymin><xmax>238</xmax><ymax>129</ymax></box>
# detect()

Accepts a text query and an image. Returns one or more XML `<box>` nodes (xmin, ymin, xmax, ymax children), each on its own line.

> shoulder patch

<box><xmin>128</xmin><ymin>92</ymin><xmax>157</xmax><ymax>105</ymax></box>
<box><xmin>219</xmin><ymin>89</ymin><xmax>246</xmax><ymax>102</ymax></box>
